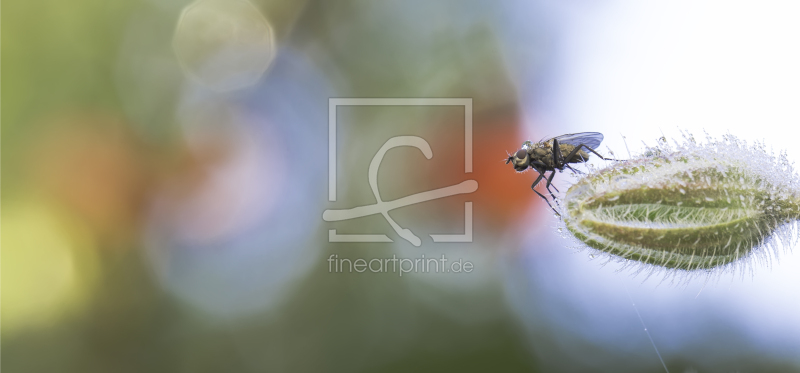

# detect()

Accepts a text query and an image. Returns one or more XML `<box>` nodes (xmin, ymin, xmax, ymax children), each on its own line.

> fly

<box><xmin>506</xmin><ymin>132</ymin><xmax>617</xmax><ymax>214</ymax></box>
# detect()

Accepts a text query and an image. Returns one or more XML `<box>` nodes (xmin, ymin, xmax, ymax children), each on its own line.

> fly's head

<box><xmin>507</xmin><ymin>141</ymin><xmax>533</xmax><ymax>172</ymax></box>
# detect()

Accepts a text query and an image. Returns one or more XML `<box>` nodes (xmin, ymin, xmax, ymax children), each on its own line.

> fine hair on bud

<box><xmin>560</xmin><ymin>132</ymin><xmax>800</xmax><ymax>278</ymax></box>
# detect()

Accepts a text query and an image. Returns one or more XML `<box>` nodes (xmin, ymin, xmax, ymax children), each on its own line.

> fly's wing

<box><xmin>550</xmin><ymin>132</ymin><xmax>604</xmax><ymax>149</ymax></box>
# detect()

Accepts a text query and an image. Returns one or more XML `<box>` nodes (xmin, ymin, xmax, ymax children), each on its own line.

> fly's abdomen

<box><xmin>560</xmin><ymin>144</ymin><xmax>590</xmax><ymax>163</ymax></box>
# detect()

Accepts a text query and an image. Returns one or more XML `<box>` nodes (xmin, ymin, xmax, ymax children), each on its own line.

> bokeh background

<box><xmin>3</xmin><ymin>1</ymin><xmax>800</xmax><ymax>372</ymax></box>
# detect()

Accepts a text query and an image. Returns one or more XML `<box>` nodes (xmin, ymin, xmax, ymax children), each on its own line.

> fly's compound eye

<box><xmin>515</xmin><ymin>149</ymin><xmax>528</xmax><ymax>159</ymax></box>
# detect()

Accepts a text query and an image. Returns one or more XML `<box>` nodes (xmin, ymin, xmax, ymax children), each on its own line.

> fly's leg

<box><xmin>565</xmin><ymin>164</ymin><xmax>584</xmax><ymax>175</ymax></box>
<box><xmin>544</xmin><ymin>139</ymin><xmax>565</xmax><ymax>210</ymax></box>
<box><xmin>544</xmin><ymin>170</ymin><xmax>563</xmax><ymax>211</ymax></box>
<box><xmin>549</xmin><ymin>181</ymin><xmax>561</xmax><ymax>193</ymax></box>
<box><xmin>543</xmin><ymin>170</ymin><xmax>558</xmax><ymax>199</ymax></box>
<box><xmin>530</xmin><ymin>160</ymin><xmax>561</xmax><ymax>193</ymax></box>
<box><xmin>531</xmin><ymin>170</ymin><xmax>559</xmax><ymax>214</ymax></box>
<box><xmin>552</xmin><ymin>138</ymin><xmax>564</xmax><ymax>168</ymax></box>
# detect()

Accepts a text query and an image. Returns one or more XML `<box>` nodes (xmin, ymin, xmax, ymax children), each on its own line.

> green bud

<box><xmin>563</xmin><ymin>135</ymin><xmax>800</xmax><ymax>270</ymax></box>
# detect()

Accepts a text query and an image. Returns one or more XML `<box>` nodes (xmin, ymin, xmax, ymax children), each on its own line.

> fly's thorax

<box><xmin>531</xmin><ymin>147</ymin><xmax>548</xmax><ymax>157</ymax></box>
<box><xmin>528</xmin><ymin>146</ymin><xmax>551</xmax><ymax>167</ymax></box>
<box><xmin>524</xmin><ymin>143</ymin><xmax>591</xmax><ymax>167</ymax></box>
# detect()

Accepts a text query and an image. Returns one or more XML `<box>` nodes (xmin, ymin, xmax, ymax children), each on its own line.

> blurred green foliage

<box><xmin>1</xmin><ymin>1</ymin><xmax>541</xmax><ymax>372</ymax></box>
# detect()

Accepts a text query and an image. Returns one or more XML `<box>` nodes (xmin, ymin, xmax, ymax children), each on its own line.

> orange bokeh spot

<box><xmin>418</xmin><ymin>109</ymin><xmax>545</xmax><ymax>238</ymax></box>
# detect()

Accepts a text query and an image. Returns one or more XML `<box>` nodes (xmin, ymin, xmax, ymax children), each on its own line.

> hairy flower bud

<box><xmin>562</xmin><ymin>135</ymin><xmax>800</xmax><ymax>270</ymax></box>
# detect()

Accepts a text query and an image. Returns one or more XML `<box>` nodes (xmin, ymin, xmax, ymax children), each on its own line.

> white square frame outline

<box><xmin>328</xmin><ymin>98</ymin><xmax>473</xmax><ymax>243</ymax></box>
